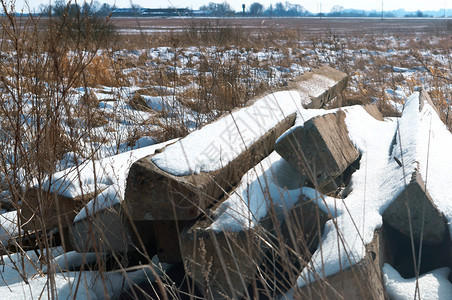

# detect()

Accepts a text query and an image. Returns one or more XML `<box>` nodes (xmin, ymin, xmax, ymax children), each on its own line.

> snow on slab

<box><xmin>286</xmin><ymin>106</ymin><xmax>398</xmax><ymax>291</ymax></box>
<box><xmin>40</xmin><ymin>139</ymin><xmax>177</xmax><ymax>200</ymax></box>
<box><xmin>42</xmin><ymin>251</ymin><xmax>102</xmax><ymax>273</ymax></box>
<box><xmin>384</xmin><ymin>90</ymin><xmax>452</xmax><ymax>236</ymax></box>
<box><xmin>72</xmin><ymin>139</ymin><xmax>177</xmax><ymax>222</ymax></box>
<box><xmin>208</xmin><ymin>151</ymin><xmax>340</xmax><ymax>232</ymax></box>
<box><xmin>208</xmin><ymin>151</ymin><xmax>303</xmax><ymax>232</ymax></box>
<box><xmin>152</xmin><ymin>90</ymin><xmax>307</xmax><ymax>176</ymax></box>
<box><xmin>383</xmin><ymin>264</ymin><xmax>452</xmax><ymax>300</ymax></box>
<box><xmin>401</xmin><ymin>93</ymin><xmax>452</xmax><ymax>239</ymax></box>
<box><xmin>297</xmin><ymin>74</ymin><xmax>337</xmax><ymax>98</ymax></box>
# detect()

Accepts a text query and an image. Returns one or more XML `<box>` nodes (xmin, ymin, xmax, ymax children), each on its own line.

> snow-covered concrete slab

<box><xmin>275</xmin><ymin>111</ymin><xmax>360</xmax><ymax>193</ymax></box>
<box><xmin>295</xmin><ymin>229</ymin><xmax>385</xmax><ymax>299</ymax></box>
<box><xmin>67</xmin><ymin>140</ymin><xmax>176</xmax><ymax>253</ymax></box>
<box><xmin>283</xmin><ymin>105</ymin><xmax>398</xmax><ymax>298</ymax></box>
<box><xmin>294</xmin><ymin>65</ymin><xmax>349</xmax><ymax>109</ymax></box>
<box><xmin>383</xmin><ymin>88</ymin><xmax>448</xmax><ymax>244</ymax></box>
<box><xmin>125</xmin><ymin>97</ymin><xmax>298</xmax><ymax>221</ymax></box>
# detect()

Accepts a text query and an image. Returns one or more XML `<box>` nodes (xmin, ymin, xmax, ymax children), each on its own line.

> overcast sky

<box><xmin>15</xmin><ymin>0</ymin><xmax>450</xmax><ymax>14</ymax></box>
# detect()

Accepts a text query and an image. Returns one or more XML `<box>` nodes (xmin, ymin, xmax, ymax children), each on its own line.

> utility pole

<box><xmin>319</xmin><ymin>2</ymin><xmax>322</xmax><ymax>19</ymax></box>
<box><xmin>381</xmin><ymin>0</ymin><xmax>384</xmax><ymax>19</ymax></box>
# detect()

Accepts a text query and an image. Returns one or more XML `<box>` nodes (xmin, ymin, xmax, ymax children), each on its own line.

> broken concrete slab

<box><xmin>181</xmin><ymin>225</ymin><xmax>266</xmax><ymax>298</ymax></box>
<box><xmin>21</xmin><ymin>188</ymin><xmax>95</xmax><ymax>232</ymax></box>
<box><xmin>23</xmin><ymin>140</ymin><xmax>176</xmax><ymax>244</ymax></box>
<box><xmin>383</xmin><ymin>170</ymin><xmax>446</xmax><ymax>244</ymax></box>
<box><xmin>385</xmin><ymin>89</ymin><xmax>448</xmax><ymax>245</ymax></box>
<box><xmin>275</xmin><ymin>111</ymin><xmax>360</xmax><ymax>193</ymax></box>
<box><xmin>293</xmin><ymin>65</ymin><xmax>348</xmax><ymax>109</ymax></box>
<box><xmin>70</xmin><ymin>203</ymin><xmax>133</xmax><ymax>254</ymax></box>
<box><xmin>125</xmin><ymin>114</ymin><xmax>297</xmax><ymax>221</ymax></box>
<box><xmin>295</xmin><ymin>229</ymin><xmax>386</xmax><ymax>299</ymax></box>
<box><xmin>179</xmin><ymin>193</ymin><xmax>329</xmax><ymax>298</ymax></box>
<box><xmin>71</xmin><ymin>202</ymin><xmax>191</xmax><ymax>260</ymax></box>
<box><xmin>280</xmin><ymin>196</ymin><xmax>331</xmax><ymax>255</ymax></box>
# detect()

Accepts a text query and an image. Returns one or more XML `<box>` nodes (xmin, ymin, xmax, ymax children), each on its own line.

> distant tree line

<box><xmin>36</xmin><ymin>0</ymin><xmax>452</xmax><ymax>18</ymax></box>
<box><xmin>196</xmin><ymin>2</ymin><xmax>445</xmax><ymax>18</ymax></box>
<box><xmin>199</xmin><ymin>2</ymin><xmax>309</xmax><ymax>17</ymax></box>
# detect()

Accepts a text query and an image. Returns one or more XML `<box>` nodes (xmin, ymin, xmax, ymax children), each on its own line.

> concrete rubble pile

<box><xmin>11</xmin><ymin>66</ymin><xmax>452</xmax><ymax>299</ymax></box>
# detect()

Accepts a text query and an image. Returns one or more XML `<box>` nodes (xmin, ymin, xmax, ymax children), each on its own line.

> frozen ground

<box><xmin>0</xmin><ymin>30</ymin><xmax>451</xmax><ymax>298</ymax></box>
<box><xmin>0</xmin><ymin>90</ymin><xmax>450</xmax><ymax>299</ymax></box>
<box><xmin>0</xmin><ymin>248</ymin><xmax>169</xmax><ymax>299</ymax></box>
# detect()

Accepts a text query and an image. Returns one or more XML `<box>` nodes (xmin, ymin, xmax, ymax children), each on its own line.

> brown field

<box><xmin>111</xmin><ymin>17</ymin><xmax>452</xmax><ymax>36</ymax></box>
<box><xmin>0</xmin><ymin>11</ymin><xmax>451</xmax><ymax>298</ymax></box>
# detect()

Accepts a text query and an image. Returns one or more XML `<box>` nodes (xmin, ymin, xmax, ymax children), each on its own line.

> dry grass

<box><xmin>0</xmin><ymin>8</ymin><xmax>451</xmax><ymax>299</ymax></box>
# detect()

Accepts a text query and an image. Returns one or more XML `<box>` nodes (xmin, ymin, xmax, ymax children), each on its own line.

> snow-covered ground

<box><xmin>0</xmin><ymin>32</ymin><xmax>451</xmax><ymax>298</ymax></box>
<box><xmin>0</xmin><ymin>248</ymin><xmax>169</xmax><ymax>299</ymax></box>
<box><xmin>383</xmin><ymin>264</ymin><xmax>452</xmax><ymax>299</ymax></box>
<box><xmin>0</xmin><ymin>90</ymin><xmax>450</xmax><ymax>299</ymax></box>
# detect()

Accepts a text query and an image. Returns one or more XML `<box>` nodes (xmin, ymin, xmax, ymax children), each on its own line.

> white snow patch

<box><xmin>0</xmin><ymin>249</ymin><xmax>170</xmax><ymax>299</ymax></box>
<box><xmin>209</xmin><ymin>152</ymin><xmax>342</xmax><ymax>232</ymax></box>
<box><xmin>209</xmin><ymin>151</ymin><xmax>303</xmax><ymax>232</ymax></box>
<box><xmin>383</xmin><ymin>264</ymin><xmax>452</xmax><ymax>300</ymax></box>
<box><xmin>73</xmin><ymin>139</ymin><xmax>177</xmax><ymax>222</ymax></box>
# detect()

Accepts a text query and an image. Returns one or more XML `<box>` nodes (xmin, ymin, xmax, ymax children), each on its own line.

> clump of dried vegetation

<box><xmin>0</xmin><ymin>1</ymin><xmax>451</xmax><ymax>298</ymax></box>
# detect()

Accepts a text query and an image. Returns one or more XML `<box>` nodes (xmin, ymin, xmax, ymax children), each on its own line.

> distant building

<box><xmin>112</xmin><ymin>8</ymin><xmax>193</xmax><ymax>17</ymax></box>
<box><xmin>193</xmin><ymin>10</ymin><xmax>211</xmax><ymax>16</ymax></box>
<box><xmin>142</xmin><ymin>8</ymin><xmax>192</xmax><ymax>17</ymax></box>
<box><xmin>112</xmin><ymin>8</ymin><xmax>142</xmax><ymax>16</ymax></box>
